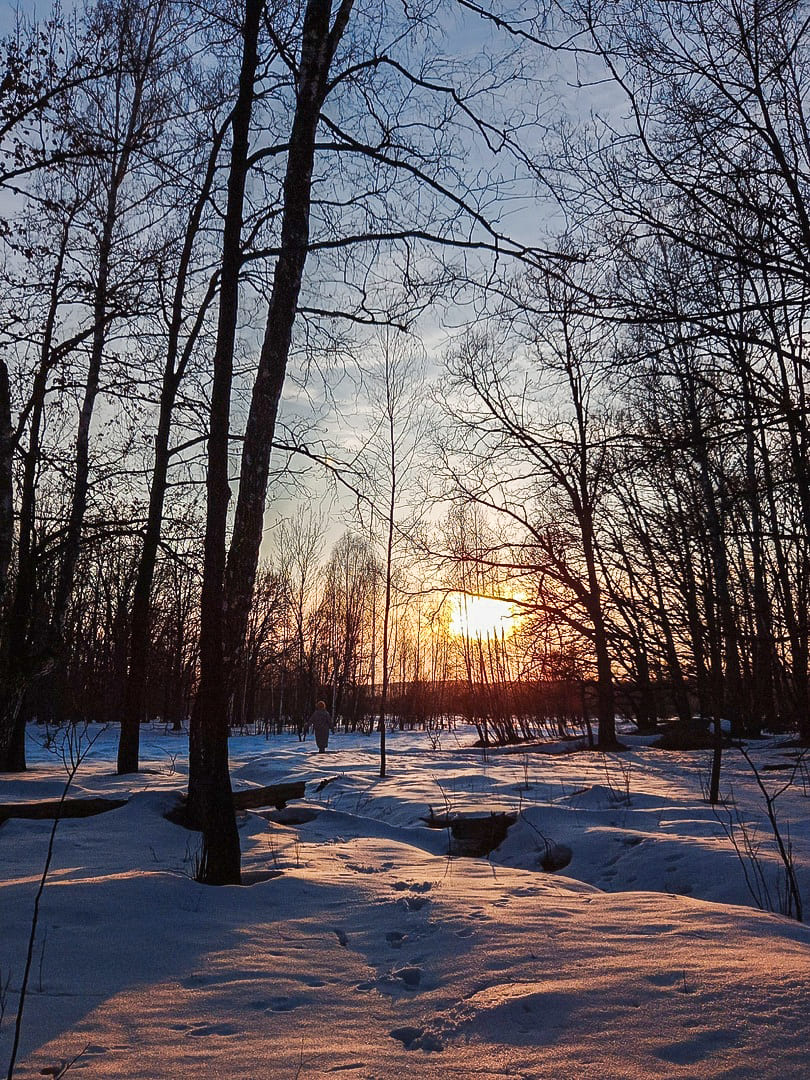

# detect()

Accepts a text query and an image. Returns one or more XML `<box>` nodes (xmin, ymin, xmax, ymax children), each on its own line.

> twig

<box><xmin>6</xmin><ymin>725</ymin><xmax>105</xmax><ymax>1080</ymax></box>
<box><xmin>737</xmin><ymin>743</ymin><xmax>804</xmax><ymax>922</ymax></box>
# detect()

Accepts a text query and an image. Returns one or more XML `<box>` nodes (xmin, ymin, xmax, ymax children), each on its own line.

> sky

<box><xmin>0</xmin><ymin>0</ymin><xmax>627</xmax><ymax>565</ymax></box>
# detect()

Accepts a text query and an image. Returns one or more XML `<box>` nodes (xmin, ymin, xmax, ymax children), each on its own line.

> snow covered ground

<box><xmin>2</xmin><ymin>722</ymin><xmax>810</xmax><ymax>1078</ymax></box>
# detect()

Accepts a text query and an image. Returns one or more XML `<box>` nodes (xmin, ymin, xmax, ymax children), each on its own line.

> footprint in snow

<box><xmin>359</xmin><ymin>965</ymin><xmax>426</xmax><ymax>995</ymax></box>
<box><xmin>401</xmin><ymin>895</ymin><xmax>429</xmax><ymax>911</ymax></box>
<box><xmin>299</xmin><ymin>974</ymin><xmax>326</xmax><ymax>987</ymax></box>
<box><xmin>185</xmin><ymin>1022</ymin><xmax>239</xmax><ymax>1038</ymax></box>
<box><xmin>646</xmin><ymin>971</ymin><xmax>684</xmax><ymax>987</ymax></box>
<box><xmin>267</xmin><ymin>996</ymin><xmax>302</xmax><ymax>1012</ymax></box>
<box><xmin>389</xmin><ymin>1025</ymin><xmax>443</xmax><ymax>1052</ymax></box>
<box><xmin>180</xmin><ymin>973</ymin><xmax>217</xmax><ymax>989</ymax></box>
<box><xmin>391</xmin><ymin>965</ymin><xmax>422</xmax><ymax>989</ymax></box>
<box><xmin>392</xmin><ymin>881</ymin><xmax>432</xmax><ymax>893</ymax></box>
<box><xmin>248</xmin><ymin>996</ymin><xmax>306</xmax><ymax>1012</ymax></box>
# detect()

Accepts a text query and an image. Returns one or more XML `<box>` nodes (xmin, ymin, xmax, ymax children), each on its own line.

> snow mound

<box><xmin>3</xmin><ymin>724</ymin><xmax>810</xmax><ymax>1077</ymax></box>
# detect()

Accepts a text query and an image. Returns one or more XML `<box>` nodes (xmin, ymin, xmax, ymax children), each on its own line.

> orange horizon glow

<box><xmin>448</xmin><ymin>593</ymin><xmax>521</xmax><ymax>639</ymax></box>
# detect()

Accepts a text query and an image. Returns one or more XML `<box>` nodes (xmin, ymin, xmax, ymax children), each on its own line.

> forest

<box><xmin>0</xmin><ymin>0</ymin><xmax>809</xmax><ymax>891</ymax></box>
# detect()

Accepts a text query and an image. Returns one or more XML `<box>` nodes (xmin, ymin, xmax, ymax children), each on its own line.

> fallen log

<box><xmin>0</xmin><ymin>797</ymin><xmax>128</xmax><ymax>825</ymax></box>
<box><xmin>1</xmin><ymin>781</ymin><xmax>308</xmax><ymax>830</ymax></box>
<box><xmin>166</xmin><ymin>780</ymin><xmax>307</xmax><ymax>828</ymax></box>
<box><xmin>232</xmin><ymin>781</ymin><xmax>306</xmax><ymax>811</ymax></box>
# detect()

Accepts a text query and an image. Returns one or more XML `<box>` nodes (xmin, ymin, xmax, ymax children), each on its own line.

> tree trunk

<box><xmin>51</xmin><ymin>44</ymin><xmax>150</xmax><ymax>641</ymax></box>
<box><xmin>0</xmin><ymin>358</ymin><xmax>20</xmax><ymax>771</ymax></box>
<box><xmin>223</xmin><ymin>0</ymin><xmax>355</xmax><ymax>690</ymax></box>
<box><xmin>688</xmin><ymin>393</ymin><xmax>736</xmax><ymax>802</ymax></box>
<box><xmin>186</xmin><ymin>0</ymin><xmax>264</xmax><ymax>885</ymax></box>
<box><xmin>592</xmin><ymin>609</ymin><xmax>617</xmax><ymax>748</ymax></box>
<box><xmin>0</xmin><ymin>221</ymin><xmax>71</xmax><ymax>772</ymax></box>
<box><xmin>581</xmin><ymin>512</ymin><xmax>616</xmax><ymax>748</ymax></box>
<box><xmin>378</xmin><ymin>460</ymin><xmax>395</xmax><ymax>778</ymax></box>
<box><xmin>118</xmin><ymin>124</ymin><xmax>226</xmax><ymax>775</ymax></box>
<box><xmin>0</xmin><ymin>358</ymin><xmax>12</xmax><ymax>615</ymax></box>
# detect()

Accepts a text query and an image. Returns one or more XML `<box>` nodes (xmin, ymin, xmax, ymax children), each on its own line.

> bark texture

<box><xmin>186</xmin><ymin>0</ymin><xmax>264</xmax><ymax>885</ymax></box>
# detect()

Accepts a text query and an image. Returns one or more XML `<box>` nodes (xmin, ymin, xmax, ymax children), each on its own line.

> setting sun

<box><xmin>448</xmin><ymin>593</ymin><xmax>521</xmax><ymax>639</ymax></box>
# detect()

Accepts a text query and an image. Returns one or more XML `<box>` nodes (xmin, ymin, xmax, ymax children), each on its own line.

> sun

<box><xmin>448</xmin><ymin>593</ymin><xmax>521</xmax><ymax>639</ymax></box>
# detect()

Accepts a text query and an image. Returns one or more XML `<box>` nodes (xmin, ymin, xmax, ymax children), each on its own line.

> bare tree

<box><xmin>186</xmin><ymin>0</ymin><xmax>264</xmax><ymax>884</ymax></box>
<box><xmin>441</xmin><ymin>275</ymin><xmax>620</xmax><ymax>749</ymax></box>
<box><xmin>357</xmin><ymin>329</ymin><xmax>428</xmax><ymax>774</ymax></box>
<box><xmin>118</xmin><ymin>57</ymin><xmax>230</xmax><ymax>774</ymax></box>
<box><xmin>0</xmin><ymin>0</ymin><xmax>178</xmax><ymax>771</ymax></box>
<box><xmin>222</xmin><ymin>0</ymin><xmax>356</xmax><ymax>688</ymax></box>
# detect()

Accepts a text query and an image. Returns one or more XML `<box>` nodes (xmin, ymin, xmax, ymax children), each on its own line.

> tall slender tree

<box><xmin>186</xmin><ymin>0</ymin><xmax>264</xmax><ymax>884</ymax></box>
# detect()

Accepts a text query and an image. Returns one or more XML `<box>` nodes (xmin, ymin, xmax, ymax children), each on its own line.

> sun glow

<box><xmin>448</xmin><ymin>594</ymin><xmax>521</xmax><ymax>639</ymax></box>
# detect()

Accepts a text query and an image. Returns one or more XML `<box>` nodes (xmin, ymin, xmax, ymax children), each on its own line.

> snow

<box><xmin>2</xmin><ymin>722</ymin><xmax>810</xmax><ymax>1078</ymax></box>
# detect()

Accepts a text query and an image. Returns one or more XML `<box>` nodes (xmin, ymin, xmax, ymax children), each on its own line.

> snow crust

<box><xmin>2</xmin><ymin>723</ymin><xmax>809</xmax><ymax>1078</ymax></box>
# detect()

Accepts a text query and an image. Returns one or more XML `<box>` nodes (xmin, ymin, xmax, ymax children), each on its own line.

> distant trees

<box><xmin>427</xmin><ymin>0</ymin><xmax>810</xmax><ymax>754</ymax></box>
<box><xmin>317</xmin><ymin>532</ymin><xmax>379</xmax><ymax>726</ymax></box>
<box><xmin>563</xmin><ymin>0</ymin><xmax>810</xmax><ymax>744</ymax></box>
<box><xmin>441</xmin><ymin>275</ymin><xmax>621</xmax><ymax>748</ymax></box>
<box><xmin>273</xmin><ymin>509</ymin><xmax>325</xmax><ymax>730</ymax></box>
<box><xmin>0</xmin><ymin>0</ymin><xmax>187</xmax><ymax>770</ymax></box>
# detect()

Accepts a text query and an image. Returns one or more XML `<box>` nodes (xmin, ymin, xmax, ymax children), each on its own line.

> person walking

<box><xmin>309</xmin><ymin>701</ymin><xmax>335</xmax><ymax>753</ymax></box>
